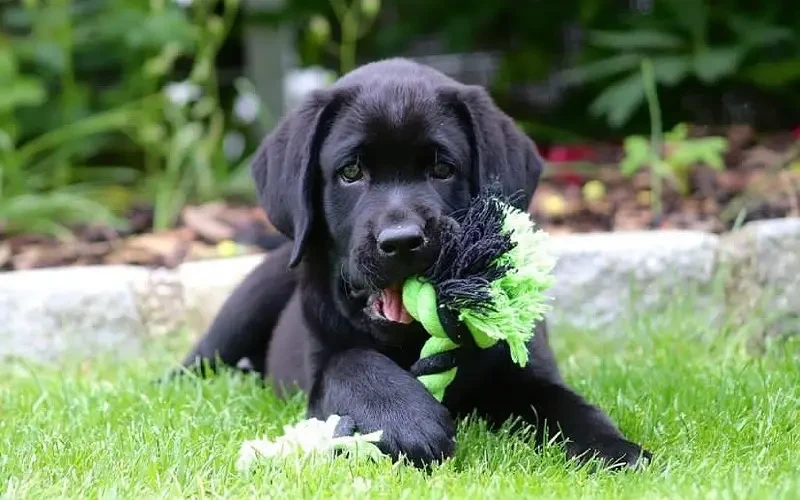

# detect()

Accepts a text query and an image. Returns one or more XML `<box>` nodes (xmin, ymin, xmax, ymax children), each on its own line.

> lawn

<box><xmin>1</xmin><ymin>303</ymin><xmax>798</xmax><ymax>499</ymax></box>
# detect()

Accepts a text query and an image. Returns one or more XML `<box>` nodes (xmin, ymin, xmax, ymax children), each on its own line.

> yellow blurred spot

<box><xmin>582</xmin><ymin>180</ymin><xmax>606</xmax><ymax>202</ymax></box>
<box><xmin>541</xmin><ymin>193</ymin><xmax>567</xmax><ymax>216</ymax></box>
<box><xmin>636</xmin><ymin>190</ymin><xmax>652</xmax><ymax>206</ymax></box>
<box><xmin>217</xmin><ymin>240</ymin><xmax>239</xmax><ymax>257</ymax></box>
<box><xmin>790</xmin><ymin>160</ymin><xmax>800</xmax><ymax>174</ymax></box>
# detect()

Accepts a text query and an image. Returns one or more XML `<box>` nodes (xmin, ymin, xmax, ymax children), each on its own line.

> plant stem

<box><xmin>641</xmin><ymin>57</ymin><xmax>663</xmax><ymax>221</ymax></box>
<box><xmin>339</xmin><ymin>8</ymin><xmax>358</xmax><ymax>75</ymax></box>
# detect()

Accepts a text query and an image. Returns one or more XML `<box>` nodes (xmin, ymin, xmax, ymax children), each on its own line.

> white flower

<box><xmin>223</xmin><ymin>131</ymin><xmax>246</xmax><ymax>162</ymax></box>
<box><xmin>283</xmin><ymin>66</ymin><xmax>337</xmax><ymax>111</ymax></box>
<box><xmin>174</xmin><ymin>0</ymin><xmax>193</xmax><ymax>7</ymax></box>
<box><xmin>233</xmin><ymin>92</ymin><xmax>260</xmax><ymax>124</ymax></box>
<box><xmin>164</xmin><ymin>81</ymin><xmax>201</xmax><ymax>106</ymax></box>
<box><xmin>236</xmin><ymin>414</ymin><xmax>384</xmax><ymax>471</ymax></box>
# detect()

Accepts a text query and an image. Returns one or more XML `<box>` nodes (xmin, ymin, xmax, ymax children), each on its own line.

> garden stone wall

<box><xmin>717</xmin><ymin>218</ymin><xmax>800</xmax><ymax>348</ymax></box>
<box><xmin>0</xmin><ymin>266</ymin><xmax>150</xmax><ymax>362</ymax></box>
<box><xmin>2</xmin><ymin>218</ymin><xmax>799</xmax><ymax>363</ymax></box>
<box><xmin>546</xmin><ymin>230</ymin><xmax>722</xmax><ymax>330</ymax></box>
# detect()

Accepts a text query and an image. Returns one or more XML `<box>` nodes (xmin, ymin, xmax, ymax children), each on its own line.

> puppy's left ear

<box><xmin>440</xmin><ymin>85</ymin><xmax>545</xmax><ymax>210</ymax></box>
<box><xmin>251</xmin><ymin>88</ymin><xmax>352</xmax><ymax>268</ymax></box>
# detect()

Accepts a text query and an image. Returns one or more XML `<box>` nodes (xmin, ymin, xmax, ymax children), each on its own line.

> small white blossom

<box><xmin>164</xmin><ymin>81</ymin><xmax>201</xmax><ymax>106</ymax></box>
<box><xmin>236</xmin><ymin>414</ymin><xmax>384</xmax><ymax>471</ymax></box>
<box><xmin>174</xmin><ymin>0</ymin><xmax>193</xmax><ymax>7</ymax></box>
<box><xmin>223</xmin><ymin>131</ymin><xmax>246</xmax><ymax>162</ymax></box>
<box><xmin>283</xmin><ymin>66</ymin><xmax>337</xmax><ymax>111</ymax></box>
<box><xmin>233</xmin><ymin>92</ymin><xmax>260</xmax><ymax>124</ymax></box>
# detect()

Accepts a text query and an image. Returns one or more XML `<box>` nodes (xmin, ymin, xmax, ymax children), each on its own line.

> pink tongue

<box><xmin>381</xmin><ymin>287</ymin><xmax>414</xmax><ymax>324</ymax></box>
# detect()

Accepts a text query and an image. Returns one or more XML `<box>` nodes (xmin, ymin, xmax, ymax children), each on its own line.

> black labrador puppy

<box><xmin>179</xmin><ymin>58</ymin><xmax>651</xmax><ymax>468</ymax></box>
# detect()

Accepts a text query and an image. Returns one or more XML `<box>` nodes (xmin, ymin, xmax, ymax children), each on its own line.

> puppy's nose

<box><xmin>377</xmin><ymin>223</ymin><xmax>426</xmax><ymax>257</ymax></box>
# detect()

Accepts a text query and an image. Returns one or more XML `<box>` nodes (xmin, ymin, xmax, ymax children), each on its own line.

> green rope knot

<box><xmin>402</xmin><ymin>277</ymin><xmax>459</xmax><ymax>402</ymax></box>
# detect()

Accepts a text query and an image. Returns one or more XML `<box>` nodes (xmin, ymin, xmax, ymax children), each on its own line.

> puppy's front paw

<box><xmin>569</xmin><ymin>437</ymin><xmax>652</xmax><ymax>470</ymax></box>
<box><xmin>384</xmin><ymin>405</ymin><xmax>456</xmax><ymax>467</ymax></box>
<box><xmin>347</xmin><ymin>400</ymin><xmax>456</xmax><ymax>468</ymax></box>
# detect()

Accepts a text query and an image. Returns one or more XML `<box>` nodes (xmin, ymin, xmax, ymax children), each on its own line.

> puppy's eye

<box><xmin>338</xmin><ymin>163</ymin><xmax>364</xmax><ymax>183</ymax></box>
<box><xmin>430</xmin><ymin>163</ymin><xmax>455</xmax><ymax>180</ymax></box>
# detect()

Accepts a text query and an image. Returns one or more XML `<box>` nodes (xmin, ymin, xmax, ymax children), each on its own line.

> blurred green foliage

<box><xmin>284</xmin><ymin>0</ymin><xmax>800</xmax><ymax>139</ymax></box>
<box><xmin>561</xmin><ymin>0</ymin><xmax>800</xmax><ymax>129</ymax></box>
<box><xmin>1</xmin><ymin>0</ymin><xmax>799</xmax><ymax>237</ymax></box>
<box><xmin>1</xmin><ymin>0</ymin><xmax>263</xmax><ymax>235</ymax></box>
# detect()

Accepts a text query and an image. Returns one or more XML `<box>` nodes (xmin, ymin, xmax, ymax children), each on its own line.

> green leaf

<box><xmin>123</xmin><ymin>9</ymin><xmax>195</xmax><ymax>52</ymax></box>
<box><xmin>589</xmin><ymin>72</ymin><xmax>646</xmax><ymax>128</ymax></box>
<box><xmin>0</xmin><ymin>192</ymin><xmax>124</xmax><ymax>236</ymax></box>
<box><xmin>665</xmin><ymin>0</ymin><xmax>708</xmax><ymax>46</ymax></box>
<box><xmin>619</xmin><ymin>136</ymin><xmax>652</xmax><ymax>176</ymax></box>
<box><xmin>651</xmin><ymin>56</ymin><xmax>691</xmax><ymax>86</ymax></box>
<box><xmin>0</xmin><ymin>127</ymin><xmax>15</xmax><ymax>151</ymax></box>
<box><xmin>727</xmin><ymin>15</ymin><xmax>794</xmax><ymax>49</ymax></box>
<box><xmin>665</xmin><ymin>123</ymin><xmax>690</xmax><ymax>142</ymax></box>
<box><xmin>693</xmin><ymin>48</ymin><xmax>743</xmax><ymax>83</ymax></box>
<box><xmin>587</xmin><ymin>29</ymin><xmax>684</xmax><ymax>51</ymax></box>
<box><xmin>0</xmin><ymin>46</ymin><xmax>19</xmax><ymax>80</ymax></box>
<box><xmin>668</xmin><ymin>137</ymin><xmax>728</xmax><ymax>171</ymax></box>
<box><xmin>745</xmin><ymin>60</ymin><xmax>800</xmax><ymax>87</ymax></box>
<box><xmin>0</xmin><ymin>78</ymin><xmax>47</xmax><ymax>113</ymax></box>
<box><xmin>559</xmin><ymin>53</ymin><xmax>641</xmax><ymax>85</ymax></box>
<box><xmin>16</xmin><ymin>41</ymin><xmax>67</xmax><ymax>75</ymax></box>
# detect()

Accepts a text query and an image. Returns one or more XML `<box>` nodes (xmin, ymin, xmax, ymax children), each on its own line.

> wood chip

<box><xmin>104</xmin><ymin>228</ymin><xmax>194</xmax><ymax>268</ymax></box>
<box><xmin>181</xmin><ymin>205</ymin><xmax>235</xmax><ymax>243</ymax></box>
<box><xmin>11</xmin><ymin>242</ymin><xmax>111</xmax><ymax>270</ymax></box>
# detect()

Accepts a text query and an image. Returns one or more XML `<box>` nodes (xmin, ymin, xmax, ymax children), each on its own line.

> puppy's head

<box><xmin>252</xmin><ymin>59</ymin><xmax>545</xmax><ymax>331</ymax></box>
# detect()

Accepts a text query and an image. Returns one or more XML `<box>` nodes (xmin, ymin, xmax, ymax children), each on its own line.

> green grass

<box><xmin>1</xmin><ymin>304</ymin><xmax>798</xmax><ymax>499</ymax></box>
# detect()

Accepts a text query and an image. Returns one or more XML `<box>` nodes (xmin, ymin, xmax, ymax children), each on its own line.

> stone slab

<box><xmin>2</xmin><ymin>220</ymin><xmax>799</xmax><ymax>362</ymax></box>
<box><xmin>0</xmin><ymin>265</ymin><xmax>149</xmax><ymax>362</ymax></box>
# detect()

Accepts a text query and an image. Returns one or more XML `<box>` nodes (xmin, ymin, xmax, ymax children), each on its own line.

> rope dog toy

<box><xmin>401</xmin><ymin>192</ymin><xmax>556</xmax><ymax>401</ymax></box>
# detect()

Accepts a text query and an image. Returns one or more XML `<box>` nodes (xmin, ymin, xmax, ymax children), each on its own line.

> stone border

<box><xmin>2</xmin><ymin>218</ymin><xmax>799</xmax><ymax>362</ymax></box>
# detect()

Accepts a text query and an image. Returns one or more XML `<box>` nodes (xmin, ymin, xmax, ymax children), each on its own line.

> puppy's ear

<box><xmin>251</xmin><ymin>88</ymin><xmax>351</xmax><ymax>268</ymax></box>
<box><xmin>440</xmin><ymin>85</ymin><xmax>545</xmax><ymax>210</ymax></box>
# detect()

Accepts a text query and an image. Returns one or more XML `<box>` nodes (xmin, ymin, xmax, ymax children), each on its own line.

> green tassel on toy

<box><xmin>402</xmin><ymin>192</ymin><xmax>556</xmax><ymax>402</ymax></box>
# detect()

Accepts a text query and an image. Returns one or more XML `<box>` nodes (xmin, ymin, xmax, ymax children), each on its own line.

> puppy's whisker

<box><xmin>340</xmin><ymin>263</ymin><xmax>356</xmax><ymax>294</ymax></box>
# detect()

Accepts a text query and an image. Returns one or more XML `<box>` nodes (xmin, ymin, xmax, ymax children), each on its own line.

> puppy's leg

<box><xmin>178</xmin><ymin>243</ymin><xmax>296</xmax><ymax>377</ymax></box>
<box><xmin>476</xmin><ymin>323</ymin><xmax>652</xmax><ymax>469</ymax></box>
<box><xmin>308</xmin><ymin>348</ymin><xmax>455</xmax><ymax>467</ymax></box>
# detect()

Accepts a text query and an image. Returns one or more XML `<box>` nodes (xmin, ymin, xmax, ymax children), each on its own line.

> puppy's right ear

<box><xmin>251</xmin><ymin>88</ymin><xmax>351</xmax><ymax>268</ymax></box>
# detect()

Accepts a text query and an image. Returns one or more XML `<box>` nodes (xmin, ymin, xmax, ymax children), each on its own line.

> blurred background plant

<box><xmin>1</xmin><ymin>0</ymin><xmax>266</xmax><ymax>237</ymax></box>
<box><xmin>560</xmin><ymin>0</ymin><xmax>799</xmax><ymax>129</ymax></box>
<box><xmin>619</xmin><ymin>58</ymin><xmax>729</xmax><ymax>220</ymax></box>
<box><xmin>1</xmin><ymin>0</ymin><xmax>798</xmax><ymax>269</ymax></box>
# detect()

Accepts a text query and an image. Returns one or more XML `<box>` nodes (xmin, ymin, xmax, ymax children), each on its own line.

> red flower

<box><xmin>552</xmin><ymin>171</ymin><xmax>585</xmax><ymax>187</ymax></box>
<box><xmin>544</xmin><ymin>144</ymin><xmax>597</xmax><ymax>163</ymax></box>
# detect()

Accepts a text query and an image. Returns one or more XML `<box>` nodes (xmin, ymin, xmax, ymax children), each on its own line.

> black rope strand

<box><xmin>419</xmin><ymin>189</ymin><xmax>517</xmax><ymax>320</ymax></box>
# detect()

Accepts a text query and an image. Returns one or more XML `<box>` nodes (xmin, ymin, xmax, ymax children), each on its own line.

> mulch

<box><xmin>2</xmin><ymin>125</ymin><xmax>798</xmax><ymax>272</ymax></box>
<box><xmin>531</xmin><ymin>125</ymin><xmax>799</xmax><ymax>235</ymax></box>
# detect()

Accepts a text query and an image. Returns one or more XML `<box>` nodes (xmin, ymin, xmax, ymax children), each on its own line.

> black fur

<box><xmin>177</xmin><ymin>58</ymin><xmax>651</xmax><ymax>469</ymax></box>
